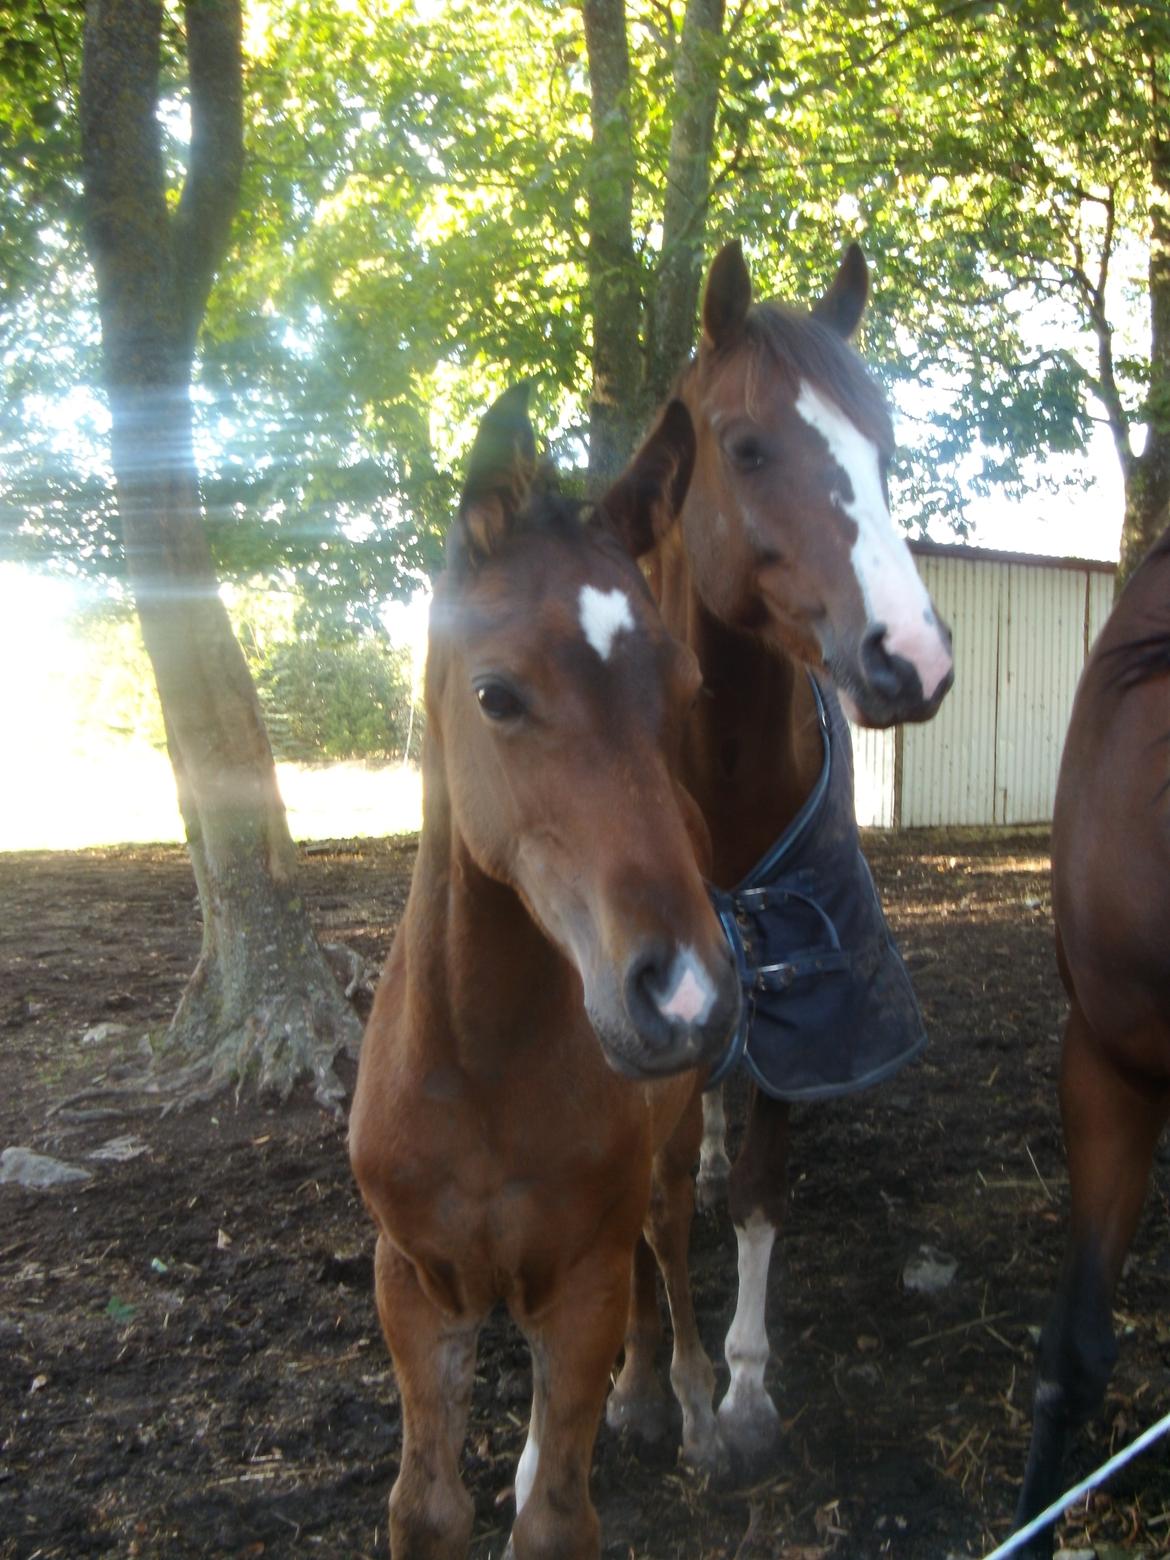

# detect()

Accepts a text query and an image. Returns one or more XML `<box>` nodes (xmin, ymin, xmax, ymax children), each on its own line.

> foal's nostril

<box><xmin>624</xmin><ymin>951</ymin><xmax>677</xmax><ymax>1051</ymax></box>
<box><xmin>858</xmin><ymin>623</ymin><xmax>923</xmax><ymax>706</ymax></box>
<box><xmin>625</xmin><ymin>945</ymin><xmax>718</xmax><ymax>1050</ymax></box>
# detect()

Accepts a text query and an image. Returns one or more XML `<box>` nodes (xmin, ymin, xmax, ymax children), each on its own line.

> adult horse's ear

<box><xmin>813</xmin><ymin>243</ymin><xmax>869</xmax><ymax>339</ymax></box>
<box><xmin>452</xmin><ymin>382</ymin><xmax>538</xmax><ymax>566</ymax></box>
<box><xmin>702</xmin><ymin>241</ymin><xmax>752</xmax><ymax>349</ymax></box>
<box><xmin>602</xmin><ymin>400</ymin><xmax>695</xmax><ymax>558</ymax></box>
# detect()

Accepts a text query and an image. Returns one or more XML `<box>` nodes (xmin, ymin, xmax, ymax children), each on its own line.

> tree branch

<box><xmin>173</xmin><ymin>0</ymin><xmax>244</xmax><ymax>357</ymax></box>
<box><xmin>644</xmin><ymin>0</ymin><xmax>727</xmax><ymax>407</ymax></box>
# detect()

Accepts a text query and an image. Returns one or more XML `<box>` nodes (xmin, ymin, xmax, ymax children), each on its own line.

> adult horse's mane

<box><xmin>682</xmin><ymin>294</ymin><xmax>895</xmax><ymax>454</ymax></box>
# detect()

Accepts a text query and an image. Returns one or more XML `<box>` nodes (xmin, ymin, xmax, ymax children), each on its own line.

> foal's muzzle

<box><xmin>605</xmin><ymin>940</ymin><xmax>742</xmax><ymax>1078</ymax></box>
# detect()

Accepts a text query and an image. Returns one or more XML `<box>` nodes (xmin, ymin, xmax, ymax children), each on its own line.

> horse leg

<box><xmin>507</xmin><ymin>1245</ymin><xmax>632</xmax><ymax>1560</ymax></box>
<box><xmin>717</xmin><ymin>1087</ymin><xmax>788</xmax><ymax>1469</ymax></box>
<box><xmin>374</xmin><ymin>1235</ymin><xmax>480</xmax><ymax>1559</ymax></box>
<box><xmin>1015</xmin><ymin>1004</ymin><xmax>1169</xmax><ymax>1556</ymax></box>
<box><xmin>643</xmin><ymin>1095</ymin><xmax>724</xmax><ymax>1473</ymax></box>
<box><xmin>696</xmin><ymin>1085</ymin><xmax>732</xmax><ymax>1210</ymax></box>
<box><xmin>606</xmin><ymin>1235</ymin><xmax>675</xmax><ymax>1443</ymax></box>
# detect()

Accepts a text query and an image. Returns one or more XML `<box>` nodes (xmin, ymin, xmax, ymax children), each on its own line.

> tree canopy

<box><xmin>3</xmin><ymin>0</ymin><xmax>1169</xmax><ymax>612</ymax></box>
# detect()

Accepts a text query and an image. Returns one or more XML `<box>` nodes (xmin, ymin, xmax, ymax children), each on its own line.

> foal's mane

<box><xmin>450</xmin><ymin>477</ymin><xmax>639</xmax><ymax>581</ymax></box>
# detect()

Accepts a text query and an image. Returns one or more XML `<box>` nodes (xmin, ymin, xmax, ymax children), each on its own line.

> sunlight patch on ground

<box><xmin>0</xmin><ymin>742</ymin><xmax>422</xmax><ymax>852</ymax></box>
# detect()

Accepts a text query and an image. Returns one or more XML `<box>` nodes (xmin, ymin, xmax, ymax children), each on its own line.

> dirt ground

<box><xmin>3</xmin><ymin>829</ymin><xmax>1170</xmax><ymax>1560</ymax></box>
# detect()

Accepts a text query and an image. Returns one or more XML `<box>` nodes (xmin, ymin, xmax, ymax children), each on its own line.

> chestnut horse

<box><xmin>1014</xmin><ymin>529</ymin><xmax>1170</xmax><ymax>1554</ymax></box>
<box><xmin>612</xmin><ymin>241</ymin><xmax>954</xmax><ymax>1468</ymax></box>
<box><xmin>349</xmin><ymin>387</ymin><xmax>741</xmax><ymax>1559</ymax></box>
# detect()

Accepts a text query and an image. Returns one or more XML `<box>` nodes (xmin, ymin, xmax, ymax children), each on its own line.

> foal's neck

<box><xmin>404</xmin><ymin>762</ymin><xmax>579</xmax><ymax>1075</ymax></box>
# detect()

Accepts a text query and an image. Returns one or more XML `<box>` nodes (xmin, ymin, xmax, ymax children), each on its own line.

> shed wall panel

<box><xmin>994</xmin><ymin>565</ymin><xmax>1085</xmax><ymax>823</ymax></box>
<box><xmin>849</xmin><ymin>723</ymin><xmax>896</xmax><ymax>828</ymax></box>
<box><xmin>1087</xmin><ymin>572</ymin><xmax>1115</xmax><ymax>653</ymax></box>
<box><xmin>899</xmin><ymin>553</ymin><xmax>1002</xmax><ymax>826</ymax></box>
<box><xmin>849</xmin><ymin>547</ymin><xmax>1116</xmax><ymax>827</ymax></box>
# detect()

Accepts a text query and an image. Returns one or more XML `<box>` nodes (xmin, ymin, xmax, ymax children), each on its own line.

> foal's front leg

<box><xmin>644</xmin><ymin>1100</ymin><xmax>724</xmax><ymax>1472</ymax></box>
<box><xmin>508</xmin><ymin>1244</ymin><xmax>632</xmax><ymax>1560</ymax></box>
<box><xmin>718</xmin><ymin>1087</ymin><xmax>789</xmax><ymax>1468</ymax></box>
<box><xmin>606</xmin><ymin>1235</ymin><xmax>675</xmax><ymax>1443</ymax></box>
<box><xmin>374</xmin><ymin>1236</ymin><xmax>480</xmax><ymax>1560</ymax></box>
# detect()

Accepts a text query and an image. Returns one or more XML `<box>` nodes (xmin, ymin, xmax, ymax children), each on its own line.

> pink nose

<box><xmin>859</xmin><ymin>616</ymin><xmax>953</xmax><ymax>716</ymax></box>
<box><xmin>882</xmin><ymin>613</ymin><xmax>953</xmax><ymax>704</ymax></box>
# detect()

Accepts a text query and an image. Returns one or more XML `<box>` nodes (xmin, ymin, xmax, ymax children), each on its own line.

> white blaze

<box><xmin>578</xmin><ymin>585</ymin><xmax>634</xmax><ymax>661</ymax></box>
<box><xmin>793</xmin><ymin>380</ymin><xmax>951</xmax><ymax>702</ymax></box>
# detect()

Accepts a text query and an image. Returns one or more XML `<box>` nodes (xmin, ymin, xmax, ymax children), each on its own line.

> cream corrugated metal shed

<box><xmin>850</xmin><ymin>542</ymin><xmax>1116</xmax><ymax>828</ymax></box>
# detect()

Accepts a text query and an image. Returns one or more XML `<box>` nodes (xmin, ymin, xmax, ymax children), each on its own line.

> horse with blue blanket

<box><xmin>607</xmin><ymin>240</ymin><xmax>954</xmax><ymax>1468</ymax></box>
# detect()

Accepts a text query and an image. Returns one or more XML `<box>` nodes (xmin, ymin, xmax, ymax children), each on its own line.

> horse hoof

<box><xmin>717</xmin><ymin>1392</ymin><xmax>781</xmax><ymax>1477</ymax></box>
<box><xmin>695</xmin><ymin>1159</ymin><xmax>730</xmax><ymax>1212</ymax></box>
<box><xmin>681</xmin><ymin>1425</ymin><xmax>732</xmax><ymax>1483</ymax></box>
<box><xmin>606</xmin><ymin>1386</ymin><xmax>677</xmax><ymax>1445</ymax></box>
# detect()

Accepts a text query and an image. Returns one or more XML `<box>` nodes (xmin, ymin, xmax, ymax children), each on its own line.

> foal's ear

<box><xmin>702</xmin><ymin>241</ymin><xmax>752</xmax><ymax>349</ymax></box>
<box><xmin>452</xmin><ymin>382</ymin><xmax>538</xmax><ymax>566</ymax></box>
<box><xmin>602</xmin><ymin>400</ymin><xmax>696</xmax><ymax>559</ymax></box>
<box><xmin>812</xmin><ymin>243</ymin><xmax>869</xmax><ymax>339</ymax></box>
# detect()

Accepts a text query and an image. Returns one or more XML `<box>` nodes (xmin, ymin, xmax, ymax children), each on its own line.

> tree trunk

<box><xmin>80</xmin><ymin>0</ymin><xmax>361</xmax><ymax>1108</ymax></box>
<box><xmin>643</xmin><ymin>0</ymin><xmax>727</xmax><ymax>410</ymax></box>
<box><xmin>1117</xmin><ymin>49</ymin><xmax>1170</xmax><ymax>589</ymax></box>
<box><xmin>582</xmin><ymin>0</ymin><xmax>642</xmax><ymax>486</ymax></box>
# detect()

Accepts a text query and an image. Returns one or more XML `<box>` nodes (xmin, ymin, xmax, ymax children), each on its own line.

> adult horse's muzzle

<box><xmin>825</xmin><ymin>614</ymin><xmax>954</xmax><ymax>728</ymax></box>
<box><xmin>591</xmin><ymin>939</ymin><xmax>742</xmax><ymax>1080</ymax></box>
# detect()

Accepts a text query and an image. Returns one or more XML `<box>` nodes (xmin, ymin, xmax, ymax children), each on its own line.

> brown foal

<box><xmin>617</xmin><ymin>241</ymin><xmax>954</xmax><ymax>1468</ymax></box>
<box><xmin>1014</xmin><ymin>528</ymin><xmax>1170</xmax><ymax>1554</ymax></box>
<box><xmin>349</xmin><ymin>387</ymin><xmax>740</xmax><ymax>1559</ymax></box>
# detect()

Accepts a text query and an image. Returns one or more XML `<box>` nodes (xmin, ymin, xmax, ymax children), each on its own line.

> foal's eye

<box><xmin>475</xmin><ymin>680</ymin><xmax>525</xmax><ymax>723</ymax></box>
<box><xmin>728</xmin><ymin>434</ymin><xmax>767</xmax><ymax>473</ymax></box>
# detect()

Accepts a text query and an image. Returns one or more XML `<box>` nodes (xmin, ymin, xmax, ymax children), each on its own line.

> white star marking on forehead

<box><xmin>578</xmin><ymin>585</ymin><xmax>635</xmax><ymax>661</ymax></box>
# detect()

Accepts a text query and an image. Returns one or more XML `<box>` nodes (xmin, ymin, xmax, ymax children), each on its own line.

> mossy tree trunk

<box><xmin>1088</xmin><ymin>54</ymin><xmax>1170</xmax><ymax>592</ymax></box>
<box><xmin>1118</xmin><ymin>72</ymin><xmax>1170</xmax><ymax>584</ymax></box>
<box><xmin>80</xmin><ymin>0</ymin><xmax>361</xmax><ymax>1108</ymax></box>
<box><xmin>581</xmin><ymin>0</ymin><xmax>727</xmax><ymax>486</ymax></box>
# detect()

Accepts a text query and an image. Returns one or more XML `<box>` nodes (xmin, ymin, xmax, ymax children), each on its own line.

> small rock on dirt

<box><xmin>81</xmin><ymin>1021</ymin><xmax>129</xmax><ymax>1046</ymax></box>
<box><xmin>0</xmin><ymin>1146</ymin><xmax>93</xmax><ymax>1189</ymax></box>
<box><xmin>87</xmin><ymin>1135</ymin><xmax>150</xmax><ymax>1162</ymax></box>
<box><xmin>902</xmin><ymin>1244</ymin><xmax>958</xmax><ymax>1294</ymax></box>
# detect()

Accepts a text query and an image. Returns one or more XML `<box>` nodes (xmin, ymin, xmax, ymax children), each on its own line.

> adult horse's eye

<box><xmin>475</xmin><ymin>680</ymin><xmax>525</xmax><ymax>722</ymax></box>
<box><xmin>728</xmin><ymin>434</ymin><xmax>767</xmax><ymax>473</ymax></box>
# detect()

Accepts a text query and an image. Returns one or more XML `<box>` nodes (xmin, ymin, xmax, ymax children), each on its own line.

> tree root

<box><xmin>157</xmin><ymin>977</ymin><xmax>363</xmax><ymax>1118</ymax></box>
<box><xmin>50</xmin><ymin>946</ymin><xmax>367</xmax><ymax>1123</ymax></box>
<box><xmin>46</xmin><ymin>1085</ymin><xmax>164</xmax><ymax>1121</ymax></box>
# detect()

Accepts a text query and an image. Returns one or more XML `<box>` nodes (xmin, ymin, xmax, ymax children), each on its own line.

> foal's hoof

<box><xmin>717</xmin><ymin>1391</ymin><xmax>781</xmax><ymax>1477</ymax></box>
<box><xmin>695</xmin><ymin>1156</ymin><xmax>731</xmax><ymax>1212</ymax></box>
<box><xmin>605</xmin><ymin>1385</ymin><xmax>677</xmax><ymax>1446</ymax></box>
